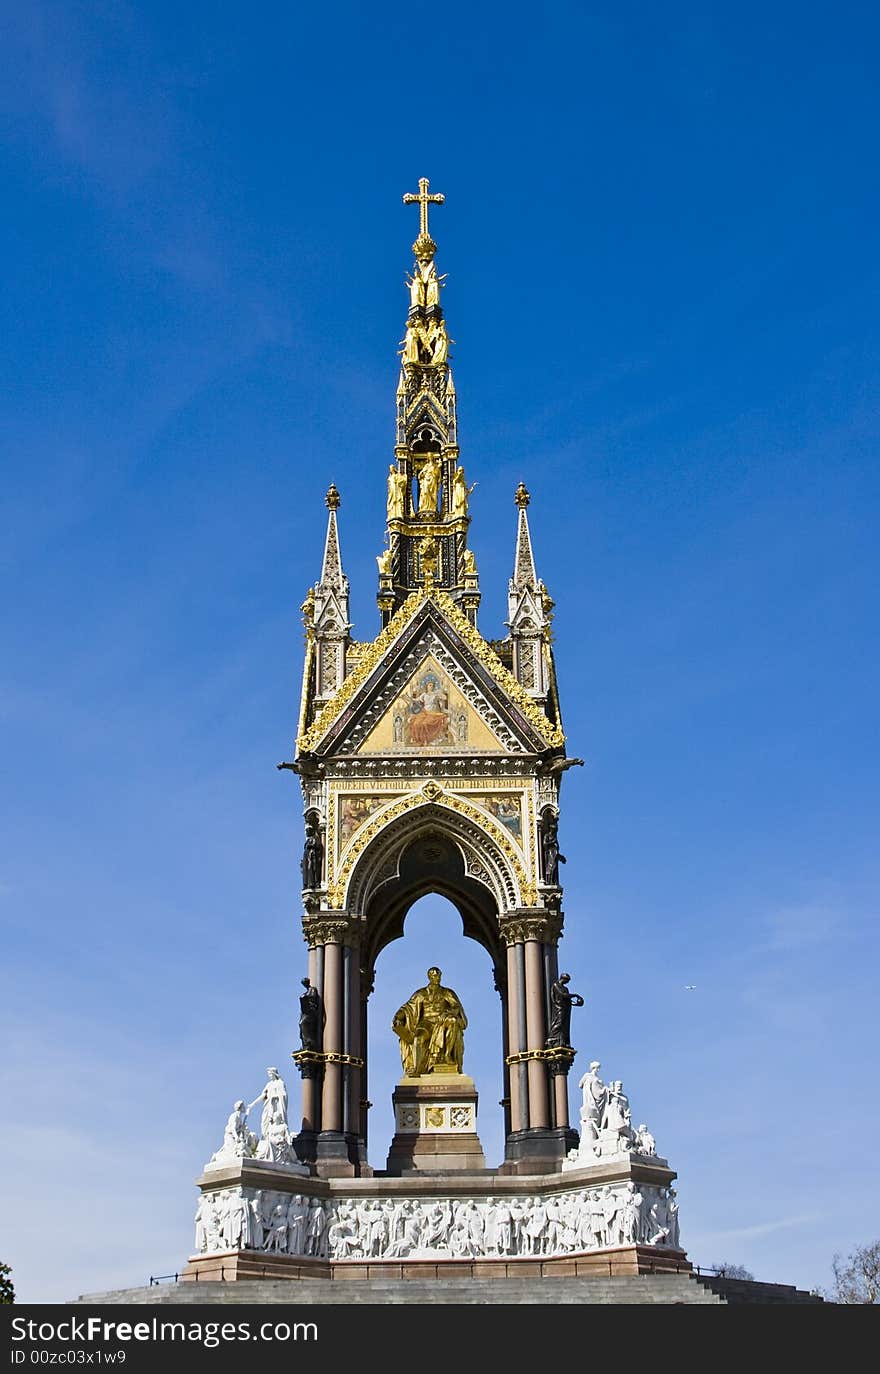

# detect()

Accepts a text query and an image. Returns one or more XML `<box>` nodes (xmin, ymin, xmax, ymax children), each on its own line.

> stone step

<box><xmin>692</xmin><ymin>1275</ymin><xmax>825</xmax><ymax>1305</ymax></box>
<box><xmin>76</xmin><ymin>1274</ymin><xmax>725</xmax><ymax>1305</ymax></box>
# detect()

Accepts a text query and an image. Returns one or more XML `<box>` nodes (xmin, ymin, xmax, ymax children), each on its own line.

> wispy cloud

<box><xmin>0</xmin><ymin>4</ymin><xmax>168</xmax><ymax>189</ymax></box>
<box><xmin>760</xmin><ymin>903</ymin><xmax>842</xmax><ymax>953</ymax></box>
<box><xmin>690</xmin><ymin>1213</ymin><xmax>822</xmax><ymax>1243</ymax></box>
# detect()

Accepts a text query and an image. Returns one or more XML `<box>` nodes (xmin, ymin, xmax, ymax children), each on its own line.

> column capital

<box><xmin>302</xmin><ymin>915</ymin><xmax>362</xmax><ymax>948</ymax></box>
<box><xmin>293</xmin><ymin>1049</ymin><xmax>363</xmax><ymax>1074</ymax></box>
<box><xmin>291</xmin><ymin>1049</ymin><xmax>324</xmax><ymax>1081</ymax></box>
<box><xmin>498</xmin><ymin>908</ymin><xmax>563</xmax><ymax>946</ymax></box>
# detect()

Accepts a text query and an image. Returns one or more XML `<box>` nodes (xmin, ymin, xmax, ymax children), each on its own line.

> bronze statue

<box><xmin>545</xmin><ymin>973</ymin><xmax>584</xmax><ymax>1049</ymax></box>
<box><xmin>540</xmin><ymin>811</ymin><xmax>566</xmax><ymax>886</ymax></box>
<box><xmin>301</xmin><ymin>821</ymin><xmax>323</xmax><ymax>890</ymax></box>
<box><xmin>299</xmin><ymin>977</ymin><xmax>322</xmax><ymax>1051</ymax></box>
<box><xmin>392</xmin><ymin>966</ymin><xmax>467</xmax><ymax>1076</ymax></box>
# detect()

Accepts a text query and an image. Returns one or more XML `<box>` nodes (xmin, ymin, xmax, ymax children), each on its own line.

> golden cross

<box><xmin>402</xmin><ymin>177</ymin><xmax>445</xmax><ymax>240</ymax></box>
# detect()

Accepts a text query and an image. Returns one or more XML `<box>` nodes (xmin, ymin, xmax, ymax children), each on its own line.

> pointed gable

<box><xmin>297</xmin><ymin>588</ymin><xmax>564</xmax><ymax>757</ymax></box>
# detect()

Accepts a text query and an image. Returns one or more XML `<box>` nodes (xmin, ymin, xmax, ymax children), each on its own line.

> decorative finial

<box><xmin>515</xmin><ymin>482</ymin><xmax>531</xmax><ymax>509</ymax></box>
<box><xmin>403</xmin><ymin>177</ymin><xmax>445</xmax><ymax>262</ymax></box>
<box><xmin>325</xmin><ymin>483</ymin><xmax>341</xmax><ymax>511</ymax></box>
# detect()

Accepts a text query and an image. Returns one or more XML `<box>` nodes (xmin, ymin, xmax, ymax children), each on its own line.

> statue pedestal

<box><xmin>385</xmin><ymin>1074</ymin><xmax>487</xmax><ymax>1175</ymax></box>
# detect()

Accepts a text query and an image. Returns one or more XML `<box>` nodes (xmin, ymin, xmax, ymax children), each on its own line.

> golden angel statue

<box><xmin>429</xmin><ymin>319</ymin><xmax>449</xmax><ymax>366</ymax></box>
<box><xmin>402</xmin><ymin>325</ymin><xmax>421</xmax><ymax>365</ymax></box>
<box><xmin>408</xmin><ymin>270</ymin><xmax>425</xmax><ymax>311</ymax></box>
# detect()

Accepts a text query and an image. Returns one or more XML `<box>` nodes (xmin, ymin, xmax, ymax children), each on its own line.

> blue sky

<box><xmin>1</xmin><ymin>1</ymin><xmax>878</xmax><ymax>1302</ymax></box>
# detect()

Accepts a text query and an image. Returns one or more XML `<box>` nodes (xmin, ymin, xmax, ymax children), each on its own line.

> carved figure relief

<box><xmin>194</xmin><ymin>1183</ymin><xmax>682</xmax><ymax>1260</ymax></box>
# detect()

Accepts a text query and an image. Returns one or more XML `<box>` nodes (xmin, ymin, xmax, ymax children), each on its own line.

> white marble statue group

<box><xmin>193</xmin><ymin>1183</ymin><xmax>680</xmax><ymax>1260</ymax></box>
<box><xmin>206</xmin><ymin>1068</ymin><xmax>300</xmax><ymax>1170</ymax></box>
<box><xmin>564</xmin><ymin>1061</ymin><xmax>659</xmax><ymax>1167</ymax></box>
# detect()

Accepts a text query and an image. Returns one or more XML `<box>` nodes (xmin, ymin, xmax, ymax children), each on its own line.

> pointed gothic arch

<box><xmin>345</xmin><ymin>799</ymin><xmax>515</xmax><ymax>970</ymax></box>
<box><xmin>339</xmin><ymin>799</ymin><xmax>519</xmax><ymax>1160</ymax></box>
<box><xmin>341</xmin><ymin>793</ymin><xmax>526</xmax><ymax>921</ymax></box>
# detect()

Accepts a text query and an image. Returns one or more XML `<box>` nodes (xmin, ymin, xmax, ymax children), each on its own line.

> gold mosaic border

<box><xmin>326</xmin><ymin>778</ymin><xmax>537</xmax><ymax>888</ymax></box>
<box><xmin>326</xmin><ymin>782</ymin><xmax>536</xmax><ymax>909</ymax></box>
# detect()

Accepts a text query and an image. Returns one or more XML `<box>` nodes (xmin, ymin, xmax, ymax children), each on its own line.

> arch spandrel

<box><xmin>330</xmin><ymin>787</ymin><xmax>534</xmax><ymax>915</ymax></box>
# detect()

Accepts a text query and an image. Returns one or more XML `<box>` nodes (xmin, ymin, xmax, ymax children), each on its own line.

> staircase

<box><xmin>76</xmin><ymin>1274</ymin><xmax>726</xmax><ymax>1304</ymax></box>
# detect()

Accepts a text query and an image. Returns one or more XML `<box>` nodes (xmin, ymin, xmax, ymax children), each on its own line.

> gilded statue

<box><xmin>425</xmin><ymin>266</ymin><xmax>443</xmax><ymax>309</ymax></box>
<box><xmin>429</xmin><ymin>319</ymin><xmax>448</xmax><ymax>365</ymax></box>
<box><xmin>417</xmin><ymin>454</ymin><xmax>441</xmax><ymax>514</ymax></box>
<box><xmin>387</xmin><ymin>465</ymin><xmax>407</xmax><ymax>522</ymax></box>
<box><xmin>408</xmin><ymin>270</ymin><xmax>425</xmax><ymax>311</ymax></box>
<box><xmin>451</xmin><ymin>465</ymin><xmax>476</xmax><ymax>518</ymax></box>
<box><xmin>402</xmin><ymin>325</ymin><xmax>420</xmax><ymax>365</ymax></box>
<box><xmin>392</xmin><ymin>966</ymin><xmax>467</xmax><ymax>1076</ymax></box>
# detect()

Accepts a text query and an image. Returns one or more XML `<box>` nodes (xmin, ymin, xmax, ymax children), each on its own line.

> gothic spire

<box><xmin>319</xmin><ymin>482</ymin><xmax>345</xmax><ymax>590</ymax></box>
<box><xmin>511</xmin><ymin>482</ymin><xmax>539</xmax><ymax>589</ymax></box>
<box><xmin>312</xmin><ymin>484</ymin><xmax>350</xmax><ymax>704</ymax></box>
<box><xmin>376</xmin><ymin>178</ymin><xmax>479</xmax><ymax>627</ymax></box>
<box><xmin>507</xmin><ymin>484</ymin><xmax>553</xmax><ymax>701</ymax></box>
